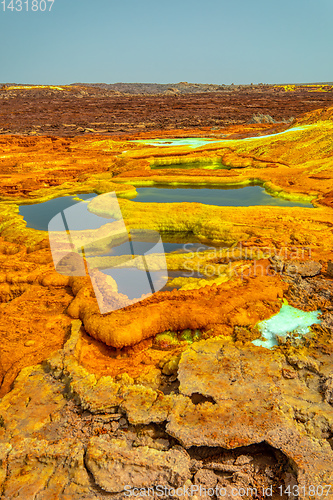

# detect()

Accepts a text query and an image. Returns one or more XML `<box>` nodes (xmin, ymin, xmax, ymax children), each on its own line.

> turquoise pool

<box><xmin>252</xmin><ymin>303</ymin><xmax>322</xmax><ymax>349</ymax></box>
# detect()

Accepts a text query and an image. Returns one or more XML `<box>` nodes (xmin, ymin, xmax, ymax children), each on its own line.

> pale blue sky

<box><xmin>0</xmin><ymin>0</ymin><xmax>332</xmax><ymax>84</ymax></box>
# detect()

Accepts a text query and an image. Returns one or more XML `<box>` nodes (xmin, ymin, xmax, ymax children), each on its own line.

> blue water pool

<box><xmin>19</xmin><ymin>194</ymin><xmax>98</xmax><ymax>231</ymax></box>
<box><xmin>132</xmin><ymin>185</ymin><xmax>313</xmax><ymax>208</ymax></box>
<box><xmin>19</xmin><ymin>184</ymin><xmax>313</xmax><ymax>234</ymax></box>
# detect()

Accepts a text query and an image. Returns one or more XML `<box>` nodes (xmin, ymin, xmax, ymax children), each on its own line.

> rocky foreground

<box><xmin>0</xmin><ymin>86</ymin><xmax>333</xmax><ymax>498</ymax></box>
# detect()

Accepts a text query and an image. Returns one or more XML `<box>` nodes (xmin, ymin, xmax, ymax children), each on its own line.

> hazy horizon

<box><xmin>2</xmin><ymin>81</ymin><xmax>333</xmax><ymax>87</ymax></box>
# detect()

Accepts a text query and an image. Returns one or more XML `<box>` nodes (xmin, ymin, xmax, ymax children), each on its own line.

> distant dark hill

<box><xmin>70</xmin><ymin>82</ymin><xmax>242</xmax><ymax>94</ymax></box>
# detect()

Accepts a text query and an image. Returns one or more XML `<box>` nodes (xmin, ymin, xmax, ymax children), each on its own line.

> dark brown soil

<box><xmin>1</xmin><ymin>83</ymin><xmax>332</xmax><ymax>136</ymax></box>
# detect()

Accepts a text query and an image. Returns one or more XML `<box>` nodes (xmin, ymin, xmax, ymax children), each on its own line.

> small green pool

<box><xmin>131</xmin><ymin>137</ymin><xmax>222</xmax><ymax>148</ymax></box>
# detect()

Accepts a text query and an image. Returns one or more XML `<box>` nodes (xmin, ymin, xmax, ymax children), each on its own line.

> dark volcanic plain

<box><xmin>1</xmin><ymin>82</ymin><xmax>333</xmax><ymax>135</ymax></box>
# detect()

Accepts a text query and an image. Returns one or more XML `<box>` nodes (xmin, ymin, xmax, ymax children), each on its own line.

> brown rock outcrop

<box><xmin>1</xmin><ymin>322</ymin><xmax>332</xmax><ymax>499</ymax></box>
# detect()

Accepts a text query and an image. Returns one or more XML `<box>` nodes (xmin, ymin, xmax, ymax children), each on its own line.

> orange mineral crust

<box><xmin>70</xmin><ymin>269</ymin><xmax>285</xmax><ymax>349</ymax></box>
